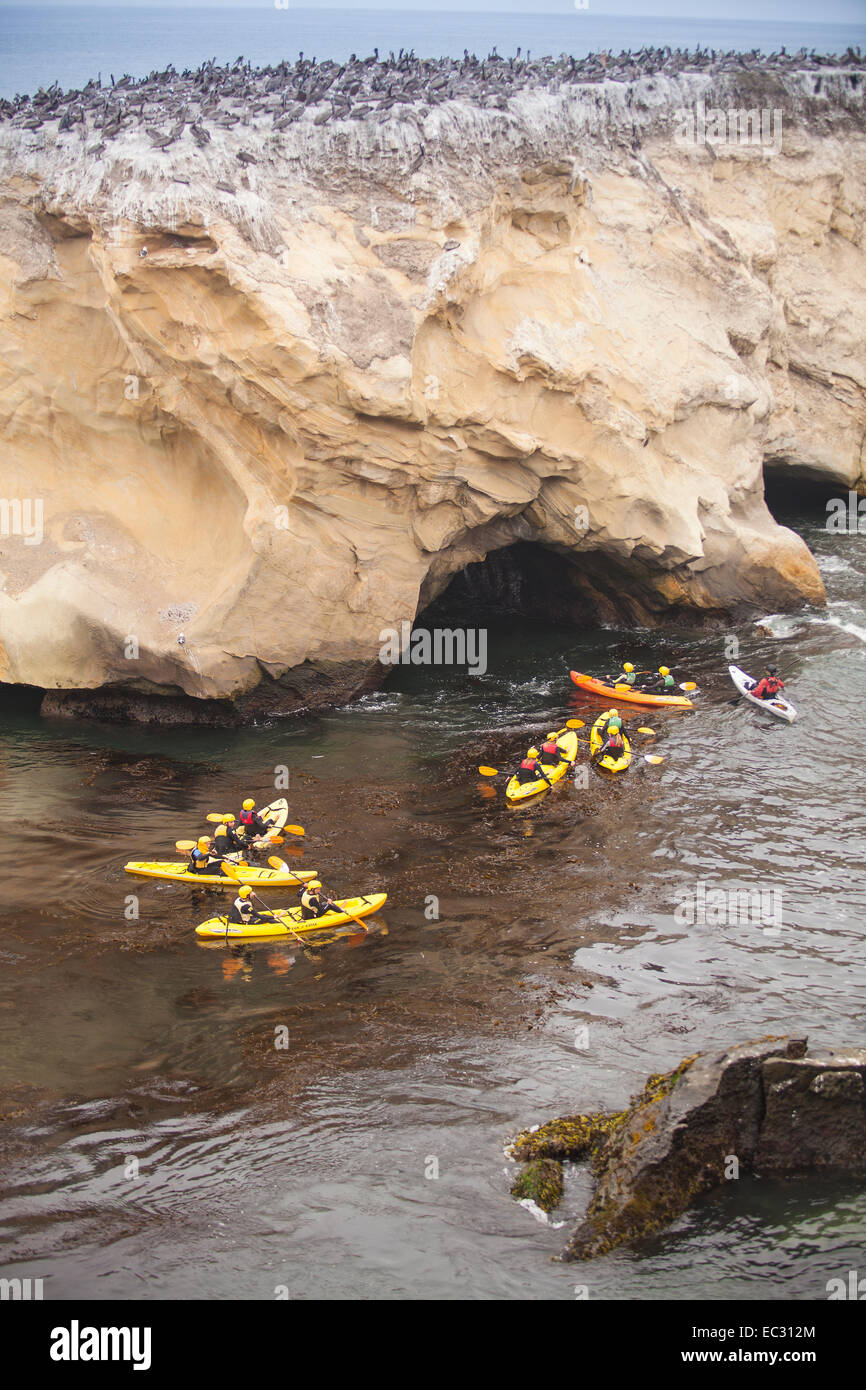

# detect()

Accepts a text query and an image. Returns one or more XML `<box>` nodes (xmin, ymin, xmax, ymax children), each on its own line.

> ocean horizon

<box><xmin>1</xmin><ymin>4</ymin><xmax>864</xmax><ymax>98</ymax></box>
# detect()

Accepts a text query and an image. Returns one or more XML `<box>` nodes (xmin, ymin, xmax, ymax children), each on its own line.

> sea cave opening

<box><xmin>763</xmin><ymin>466</ymin><xmax>847</xmax><ymax>528</ymax></box>
<box><xmin>417</xmin><ymin>541</ymin><xmax>620</xmax><ymax>630</ymax></box>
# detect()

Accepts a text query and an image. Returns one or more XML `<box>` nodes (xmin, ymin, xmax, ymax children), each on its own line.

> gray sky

<box><xmin>3</xmin><ymin>0</ymin><xmax>865</xmax><ymax>19</ymax></box>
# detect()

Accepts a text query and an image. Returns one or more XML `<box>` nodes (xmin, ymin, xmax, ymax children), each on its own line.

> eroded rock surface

<box><xmin>508</xmin><ymin>1037</ymin><xmax>866</xmax><ymax>1260</ymax></box>
<box><xmin>2</xmin><ymin>60</ymin><xmax>864</xmax><ymax>719</ymax></box>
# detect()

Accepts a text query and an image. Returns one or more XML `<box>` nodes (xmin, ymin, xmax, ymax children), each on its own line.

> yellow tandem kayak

<box><xmin>124</xmin><ymin>861</ymin><xmax>317</xmax><ymax>888</ymax></box>
<box><xmin>195</xmin><ymin>893</ymin><xmax>388</xmax><ymax>938</ymax></box>
<box><xmin>589</xmin><ymin>711</ymin><xmax>632</xmax><ymax>774</ymax></box>
<box><xmin>506</xmin><ymin>730</ymin><xmax>579</xmax><ymax>802</ymax></box>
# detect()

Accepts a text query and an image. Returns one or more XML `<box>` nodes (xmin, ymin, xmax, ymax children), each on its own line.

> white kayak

<box><xmin>728</xmin><ymin>665</ymin><xmax>797</xmax><ymax>723</ymax></box>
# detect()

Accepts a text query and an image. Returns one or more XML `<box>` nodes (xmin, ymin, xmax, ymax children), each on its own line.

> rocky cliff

<box><xmin>0</xmin><ymin>55</ymin><xmax>863</xmax><ymax>721</ymax></box>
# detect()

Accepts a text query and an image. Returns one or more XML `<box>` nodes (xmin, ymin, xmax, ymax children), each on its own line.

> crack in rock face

<box><xmin>1</xmin><ymin>59</ymin><xmax>863</xmax><ymax>720</ymax></box>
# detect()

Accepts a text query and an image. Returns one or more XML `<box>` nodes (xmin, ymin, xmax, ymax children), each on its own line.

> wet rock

<box><xmin>508</xmin><ymin>1037</ymin><xmax>866</xmax><ymax>1260</ymax></box>
<box><xmin>511</xmin><ymin>1156</ymin><xmax>564</xmax><ymax>1212</ymax></box>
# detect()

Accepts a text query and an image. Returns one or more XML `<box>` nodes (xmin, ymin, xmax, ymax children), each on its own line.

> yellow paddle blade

<box><xmin>681</xmin><ymin>682</ymin><xmax>697</xmax><ymax>691</ymax></box>
<box><xmin>221</xmin><ymin>861</ymin><xmax>240</xmax><ymax>879</ymax></box>
<box><xmin>285</xmin><ymin>825</ymin><xmax>305</xmax><ymax>837</ymax></box>
<box><xmin>175</xmin><ymin>840</ymin><xmax>195</xmax><ymax>852</ymax></box>
<box><xmin>206</xmin><ymin>813</ymin><xmax>234</xmax><ymax>823</ymax></box>
<box><xmin>644</xmin><ymin>754</ymin><xmax>664</xmax><ymax>765</ymax></box>
<box><xmin>478</xmin><ymin>766</ymin><xmax>499</xmax><ymax>777</ymax></box>
<box><xmin>268</xmin><ymin>856</ymin><xmax>288</xmax><ymax>870</ymax></box>
<box><xmin>637</xmin><ymin>727</ymin><xmax>655</xmax><ymax>736</ymax></box>
<box><xmin>566</xmin><ymin>719</ymin><xmax>585</xmax><ymax>729</ymax></box>
<box><xmin>614</xmin><ymin>683</ymin><xmax>630</xmax><ymax>692</ymax></box>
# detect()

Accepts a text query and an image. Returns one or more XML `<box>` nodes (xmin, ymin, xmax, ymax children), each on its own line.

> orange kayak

<box><xmin>569</xmin><ymin>670</ymin><xmax>693</xmax><ymax>708</ymax></box>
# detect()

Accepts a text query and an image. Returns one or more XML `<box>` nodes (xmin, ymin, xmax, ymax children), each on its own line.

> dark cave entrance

<box><xmin>417</xmin><ymin>541</ymin><xmax>647</xmax><ymax>630</ymax></box>
<box><xmin>763</xmin><ymin>466</ymin><xmax>850</xmax><ymax>526</ymax></box>
<box><xmin>0</xmin><ymin>682</ymin><xmax>46</xmax><ymax>717</ymax></box>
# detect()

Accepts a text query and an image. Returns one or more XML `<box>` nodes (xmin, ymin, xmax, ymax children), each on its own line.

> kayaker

<box><xmin>539</xmin><ymin>737</ymin><xmax>566</xmax><ymax>766</ymax></box>
<box><xmin>514</xmin><ymin>747</ymin><xmax>553</xmax><ymax>787</ymax></box>
<box><xmin>214</xmin><ymin>820</ymin><xmax>246</xmax><ymax>857</ymax></box>
<box><xmin>299</xmin><ymin>879</ymin><xmax>338</xmax><ymax>921</ymax></box>
<box><xmin>189</xmin><ymin>836</ymin><xmax>221</xmax><ymax>874</ymax></box>
<box><xmin>593</xmin><ymin>726</ymin><xmax>626</xmax><ymax>764</ymax></box>
<box><xmin>751</xmin><ymin>667</ymin><xmax>784</xmax><ymax>700</ymax></box>
<box><xmin>643</xmin><ymin>665</ymin><xmax>676</xmax><ymax>692</ymax></box>
<box><xmin>228</xmin><ymin>884</ymin><xmax>274</xmax><ymax>926</ymax></box>
<box><xmin>610</xmin><ymin>661</ymin><xmax>636</xmax><ymax>686</ymax></box>
<box><xmin>237</xmin><ymin>798</ymin><xmax>273</xmax><ymax>840</ymax></box>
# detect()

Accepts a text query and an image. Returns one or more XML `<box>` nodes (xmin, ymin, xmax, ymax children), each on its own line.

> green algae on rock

<box><xmin>510</xmin><ymin>1157</ymin><xmax>564</xmax><ymax>1214</ymax></box>
<box><xmin>508</xmin><ymin>1038</ymin><xmax>866</xmax><ymax>1261</ymax></box>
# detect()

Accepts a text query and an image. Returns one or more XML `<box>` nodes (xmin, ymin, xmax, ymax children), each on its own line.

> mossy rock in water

<box><xmin>511</xmin><ymin>1157</ymin><xmax>564</xmax><ymax>1213</ymax></box>
<box><xmin>562</xmin><ymin>1038</ymin><xmax>823</xmax><ymax>1262</ymax></box>
<box><xmin>505</xmin><ymin>1038</ymin><xmax>866</xmax><ymax>1264</ymax></box>
<box><xmin>508</xmin><ymin>1112</ymin><xmax>624</xmax><ymax>1165</ymax></box>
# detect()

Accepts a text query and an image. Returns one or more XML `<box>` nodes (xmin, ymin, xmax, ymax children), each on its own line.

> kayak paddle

<box><xmin>206</xmin><ymin>812</ymin><xmax>305</xmax><ymax>836</ymax></box>
<box><xmin>267</xmin><ymin>856</ymin><xmax>369</xmax><ymax>935</ymax></box>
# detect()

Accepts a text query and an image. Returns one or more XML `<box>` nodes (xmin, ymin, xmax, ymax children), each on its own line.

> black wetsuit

<box><xmin>539</xmin><ymin>743</ymin><xmax>563</xmax><ymax>766</ymax></box>
<box><xmin>300</xmin><ymin>889</ymin><xmax>336</xmax><ymax>921</ymax></box>
<box><xmin>189</xmin><ymin>848</ymin><xmax>221</xmax><ymax>874</ymax></box>
<box><xmin>228</xmin><ymin>896</ymin><xmax>274</xmax><ymax>925</ymax></box>
<box><xmin>515</xmin><ymin>759</ymin><xmax>550</xmax><ymax>786</ymax></box>
<box><xmin>238</xmin><ymin>809</ymin><xmax>272</xmax><ymax>839</ymax></box>
<box><xmin>594</xmin><ymin>730</ymin><xmax>625</xmax><ymax>762</ymax></box>
<box><xmin>219</xmin><ymin>823</ymin><xmax>247</xmax><ymax>853</ymax></box>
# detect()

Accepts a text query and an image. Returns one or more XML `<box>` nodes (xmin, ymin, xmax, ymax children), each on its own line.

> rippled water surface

<box><xmin>1</xmin><ymin>491</ymin><xmax>864</xmax><ymax>1299</ymax></box>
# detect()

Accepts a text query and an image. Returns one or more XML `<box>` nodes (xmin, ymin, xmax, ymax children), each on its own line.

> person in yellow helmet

<box><xmin>237</xmin><ymin>798</ymin><xmax>274</xmax><ymax>841</ymax></box>
<box><xmin>299</xmin><ymin>879</ymin><xmax>338</xmax><ymax>921</ymax></box>
<box><xmin>642</xmin><ymin>664</ymin><xmax>676</xmax><ymax>693</ymax></box>
<box><xmin>514</xmin><ymin>745</ymin><xmax>554</xmax><ymax>788</ymax></box>
<box><xmin>608</xmin><ymin>660</ymin><xmax>636</xmax><ymax>686</ymax></box>
<box><xmin>188</xmin><ymin>835</ymin><xmax>222</xmax><ymax>874</ymax></box>
<box><xmin>228</xmin><ymin>883</ymin><xmax>274</xmax><ymax>926</ymax></box>
<box><xmin>213</xmin><ymin>820</ymin><xmax>245</xmax><ymax>858</ymax></box>
<box><xmin>593</xmin><ymin>723</ymin><xmax>626</xmax><ymax>764</ymax></box>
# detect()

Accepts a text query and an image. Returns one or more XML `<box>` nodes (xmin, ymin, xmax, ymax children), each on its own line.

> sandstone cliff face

<box><xmin>0</xmin><ymin>67</ymin><xmax>863</xmax><ymax>719</ymax></box>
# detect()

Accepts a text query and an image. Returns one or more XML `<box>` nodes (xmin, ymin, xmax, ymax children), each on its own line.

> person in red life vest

<box><xmin>539</xmin><ymin>737</ymin><xmax>565</xmax><ymax>766</ymax></box>
<box><xmin>237</xmin><ymin>798</ymin><xmax>274</xmax><ymax>840</ymax></box>
<box><xmin>751</xmin><ymin>667</ymin><xmax>784</xmax><ymax>700</ymax></box>
<box><xmin>514</xmin><ymin>746</ymin><xmax>554</xmax><ymax>787</ymax></box>
<box><xmin>593</xmin><ymin>725</ymin><xmax>625</xmax><ymax>764</ymax></box>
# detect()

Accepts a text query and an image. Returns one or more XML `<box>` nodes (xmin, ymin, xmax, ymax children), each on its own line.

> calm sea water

<box><xmin>1</xmin><ymin>486</ymin><xmax>865</xmax><ymax>1299</ymax></box>
<box><xmin>0</xmin><ymin>5</ymin><xmax>865</xmax><ymax>97</ymax></box>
